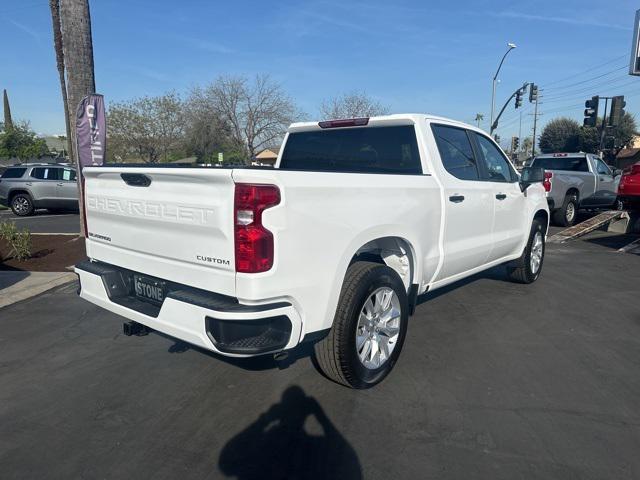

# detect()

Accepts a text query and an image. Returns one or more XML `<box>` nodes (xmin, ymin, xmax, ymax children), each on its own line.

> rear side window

<box><xmin>280</xmin><ymin>125</ymin><xmax>422</xmax><ymax>174</ymax></box>
<box><xmin>1</xmin><ymin>168</ymin><xmax>26</xmax><ymax>179</ymax></box>
<box><xmin>61</xmin><ymin>168</ymin><xmax>77</xmax><ymax>181</ymax></box>
<box><xmin>31</xmin><ymin>167</ymin><xmax>62</xmax><ymax>180</ymax></box>
<box><xmin>431</xmin><ymin>125</ymin><xmax>479</xmax><ymax>181</ymax></box>
<box><xmin>531</xmin><ymin>157</ymin><xmax>588</xmax><ymax>172</ymax></box>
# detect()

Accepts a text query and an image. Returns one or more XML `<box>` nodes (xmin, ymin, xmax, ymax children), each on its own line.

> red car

<box><xmin>617</xmin><ymin>161</ymin><xmax>640</xmax><ymax>210</ymax></box>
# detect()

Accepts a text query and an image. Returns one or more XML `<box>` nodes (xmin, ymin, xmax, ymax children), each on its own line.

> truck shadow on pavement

<box><xmin>218</xmin><ymin>385</ymin><xmax>362</xmax><ymax>480</ymax></box>
<box><xmin>160</xmin><ymin>332</ymin><xmax>316</xmax><ymax>371</ymax></box>
<box><xmin>417</xmin><ymin>264</ymin><xmax>510</xmax><ymax>305</ymax></box>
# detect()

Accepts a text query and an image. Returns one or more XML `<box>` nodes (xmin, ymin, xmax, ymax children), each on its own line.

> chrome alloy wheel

<box><xmin>565</xmin><ymin>202</ymin><xmax>576</xmax><ymax>222</ymax></box>
<box><xmin>12</xmin><ymin>196</ymin><xmax>30</xmax><ymax>215</ymax></box>
<box><xmin>530</xmin><ymin>231</ymin><xmax>544</xmax><ymax>274</ymax></box>
<box><xmin>355</xmin><ymin>287</ymin><xmax>401</xmax><ymax>369</ymax></box>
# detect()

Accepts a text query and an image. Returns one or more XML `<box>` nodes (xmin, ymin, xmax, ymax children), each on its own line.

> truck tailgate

<box><xmin>82</xmin><ymin>167</ymin><xmax>236</xmax><ymax>296</ymax></box>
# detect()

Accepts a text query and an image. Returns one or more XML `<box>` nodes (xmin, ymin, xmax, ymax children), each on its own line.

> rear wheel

<box><xmin>10</xmin><ymin>193</ymin><xmax>34</xmax><ymax>217</ymax></box>
<box><xmin>507</xmin><ymin>218</ymin><xmax>546</xmax><ymax>284</ymax></box>
<box><xmin>552</xmin><ymin>194</ymin><xmax>578</xmax><ymax>227</ymax></box>
<box><xmin>313</xmin><ymin>261</ymin><xmax>408</xmax><ymax>389</ymax></box>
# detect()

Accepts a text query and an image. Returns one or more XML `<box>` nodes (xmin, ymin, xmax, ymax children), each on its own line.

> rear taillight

<box><xmin>543</xmin><ymin>171</ymin><xmax>553</xmax><ymax>192</ymax></box>
<box><xmin>234</xmin><ymin>183</ymin><xmax>280</xmax><ymax>273</ymax></box>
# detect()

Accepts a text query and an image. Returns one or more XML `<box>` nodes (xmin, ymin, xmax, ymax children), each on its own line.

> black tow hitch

<box><xmin>123</xmin><ymin>321</ymin><xmax>150</xmax><ymax>336</ymax></box>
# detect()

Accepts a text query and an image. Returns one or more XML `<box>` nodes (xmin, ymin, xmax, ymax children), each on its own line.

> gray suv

<box><xmin>0</xmin><ymin>163</ymin><xmax>79</xmax><ymax>216</ymax></box>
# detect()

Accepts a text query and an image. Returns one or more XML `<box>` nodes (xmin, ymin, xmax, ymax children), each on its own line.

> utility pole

<box><xmin>530</xmin><ymin>93</ymin><xmax>542</xmax><ymax>157</ymax></box>
<box><xmin>598</xmin><ymin>97</ymin><xmax>610</xmax><ymax>152</ymax></box>
<box><xmin>59</xmin><ymin>0</ymin><xmax>96</xmax><ymax>237</ymax></box>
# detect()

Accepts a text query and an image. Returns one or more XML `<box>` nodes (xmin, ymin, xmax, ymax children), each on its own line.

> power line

<box><xmin>543</xmin><ymin>65</ymin><xmax>628</xmax><ymax>93</ymax></box>
<box><xmin>543</xmin><ymin>78</ymin><xmax>638</xmax><ymax>103</ymax></box>
<box><xmin>542</xmin><ymin>54</ymin><xmax>628</xmax><ymax>88</ymax></box>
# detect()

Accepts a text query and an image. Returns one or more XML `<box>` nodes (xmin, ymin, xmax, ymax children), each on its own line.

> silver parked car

<box><xmin>529</xmin><ymin>153</ymin><xmax>622</xmax><ymax>226</ymax></box>
<box><xmin>0</xmin><ymin>163</ymin><xmax>79</xmax><ymax>216</ymax></box>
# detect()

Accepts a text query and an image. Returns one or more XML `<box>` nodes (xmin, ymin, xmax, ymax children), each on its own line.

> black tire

<box><xmin>552</xmin><ymin>194</ymin><xmax>578</xmax><ymax>227</ymax></box>
<box><xmin>507</xmin><ymin>218</ymin><xmax>546</xmax><ymax>284</ymax></box>
<box><xmin>313</xmin><ymin>261</ymin><xmax>409</xmax><ymax>389</ymax></box>
<box><xmin>614</xmin><ymin>197</ymin><xmax>625</xmax><ymax>211</ymax></box>
<box><xmin>10</xmin><ymin>193</ymin><xmax>34</xmax><ymax>217</ymax></box>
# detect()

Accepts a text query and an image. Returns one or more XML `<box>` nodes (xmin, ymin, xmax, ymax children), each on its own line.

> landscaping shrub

<box><xmin>0</xmin><ymin>221</ymin><xmax>32</xmax><ymax>261</ymax></box>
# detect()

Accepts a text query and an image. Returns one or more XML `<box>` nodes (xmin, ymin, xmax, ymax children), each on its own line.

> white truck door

<box><xmin>430</xmin><ymin>124</ymin><xmax>494</xmax><ymax>281</ymax></box>
<box><xmin>471</xmin><ymin>132</ymin><xmax>526</xmax><ymax>261</ymax></box>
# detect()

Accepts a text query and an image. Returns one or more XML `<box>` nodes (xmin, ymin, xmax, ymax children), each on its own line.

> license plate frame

<box><xmin>133</xmin><ymin>274</ymin><xmax>166</xmax><ymax>305</ymax></box>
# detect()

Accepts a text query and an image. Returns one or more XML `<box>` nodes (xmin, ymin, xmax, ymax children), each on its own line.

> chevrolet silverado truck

<box><xmin>529</xmin><ymin>153</ymin><xmax>622</xmax><ymax>226</ymax></box>
<box><xmin>75</xmin><ymin>114</ymin><xmax>548</xmax><ymax>388</ymax></box>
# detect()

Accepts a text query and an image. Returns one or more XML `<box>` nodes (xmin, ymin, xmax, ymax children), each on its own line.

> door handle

<box><xmin>495</xmin><ymin>193</ymin><xmax>507</xmax><ymax>200</ymax></box>
<box><xmin>449</xmin><ymin>195</ymin><xmax>465</xmax><ymax>203</ymax></box>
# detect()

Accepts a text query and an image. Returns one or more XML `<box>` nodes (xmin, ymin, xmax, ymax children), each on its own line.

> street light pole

<box><xmin>490</xmin><ymin>43</ymin><xmax>516</xmax><ymax>131</ymax></box>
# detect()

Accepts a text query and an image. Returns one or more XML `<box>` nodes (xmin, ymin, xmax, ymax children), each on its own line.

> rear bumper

<box><xmin>75</xmin><ymin>260</ymin><xmax>303</xmax><ymax>357</ymax></box>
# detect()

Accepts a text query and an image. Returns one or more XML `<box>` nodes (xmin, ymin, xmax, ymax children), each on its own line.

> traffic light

<box><xmin>583</xmin><ymin>96</ymin><xmax>599</xmax><ymax>127</ymax></box>
<box><xmin>515</xmin><ymin>88</ymin><xmax>523</xmax><ymax>109</ymax></box>
<box><xmin>609</xmin><ymin>95</ymin><xmax>626</xmax><ymax>127</ymax></box>
<box><xmin>511</xmin><ymin>136</ymin><xmax>519</xmax><ymax>151</ymax></box>
<box><xmin>529</xmin><ymin>84</ymin><xmax>538</xmax><ymax>103</ymax></box>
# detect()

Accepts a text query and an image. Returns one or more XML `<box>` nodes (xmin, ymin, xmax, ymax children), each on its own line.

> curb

<box><xmin>0</xmin><ymin>272</ymin><xmax>76</xmax><ymax>309</ymax></box>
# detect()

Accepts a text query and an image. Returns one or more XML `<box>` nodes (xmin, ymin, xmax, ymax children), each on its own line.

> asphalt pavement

<box><xmin>0</xmin><ymin>209</ymin><xmax>80</xmax><ymax>234</ymax></box>
<box><xmin>1</xmin><ymin>234</ymin><xmax>639</xmax><ymax>479</ymax></box>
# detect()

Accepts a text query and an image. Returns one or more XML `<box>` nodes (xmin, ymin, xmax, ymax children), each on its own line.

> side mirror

<box><xmin>519</xmin><ymin>166</ymin><xmax>544</xmax><ymax>192</ymax></box>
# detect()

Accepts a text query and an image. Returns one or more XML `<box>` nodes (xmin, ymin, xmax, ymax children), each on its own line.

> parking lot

<box><xmin>1</xmin><ymin>230</ymin><xmax>639</xmax><ymax>480</ymax></box>
<box><xmin>0</xmin><ymin>210</ymin><xmax>80</xmax><ymax>234</ymax></box>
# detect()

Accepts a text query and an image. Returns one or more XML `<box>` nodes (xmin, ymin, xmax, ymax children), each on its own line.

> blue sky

<box><xmin>1</xmin><ymin>0</ymin><xmax>639</xmax><ymax>145</ymax></box>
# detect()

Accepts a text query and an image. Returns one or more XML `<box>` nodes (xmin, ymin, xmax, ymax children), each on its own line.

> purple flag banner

<box><xmin>76</xmin><ymin>93</ymin><xmax>106</xmax><ymax>169</ymax></box>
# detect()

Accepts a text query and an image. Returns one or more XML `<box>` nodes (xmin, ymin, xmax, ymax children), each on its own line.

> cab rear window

<box><xmin>531</xmin><ymin>157</ymin><xmax>589</xmax><ymax>172</ymax></box>
<box><xmin>280</xmin><ymin>125</ymin><xmax>422</xmax><ymax>174</ymax></box>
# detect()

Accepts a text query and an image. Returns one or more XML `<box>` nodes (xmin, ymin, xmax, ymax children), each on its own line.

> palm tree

<box><xmin>59</xmin><ymin>0</ymin><xmax>96</xmax><ymax>236</ymax></box>
<box><xmin>49</xmin><ymin>0</ymin><xmax>73</xmax><ymax>159</ymax></box>
<box><xmin>474</xmin><ymin>113</ymin><xmax>484</xmax><ymax>128</ymax></box>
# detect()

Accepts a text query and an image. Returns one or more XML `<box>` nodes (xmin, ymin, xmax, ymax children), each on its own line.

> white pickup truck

<box><xmin>75</xmin><ymin>114</ymin><xmax>549</xmax><ymax>388</ymax></box>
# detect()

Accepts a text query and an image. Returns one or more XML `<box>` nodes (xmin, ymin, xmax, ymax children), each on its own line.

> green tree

<box><xmin>108</xmin><ymin>92</ymin><xmax>185</xmax><ymax>162</ymax></box>
<box><xmin>0</xmin><ymin>122</ymin><xmax>49</xmax><ymax>160</ymax></box>
<box><xmin>539</xmin><ymin>117</ymin><xmax>582</xmax><ymax>153</ymax></box>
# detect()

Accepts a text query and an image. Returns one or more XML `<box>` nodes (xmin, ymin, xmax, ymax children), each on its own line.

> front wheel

<box><xmin>313</xmin><ymin>261</ymin><xmax>409</xmax><ymax>389</ymax></box>
<box><xmin>507</xmin><ymin>218</ymin><xmax>546</xmax><ymax>284</ymax></box>
<box><xmin>10</xmin><ymin>193</ymin><xmax>34</xmax><ymax>217</ymax></box>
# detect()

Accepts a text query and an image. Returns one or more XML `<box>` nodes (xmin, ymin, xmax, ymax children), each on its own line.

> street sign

<box><xmin>630</xmin><ymin>9</ymin><xmax>640</xmax><ymax>76</ymax></box>
<box><xmin>218</xmin><ymin>152</ymin><xmax>223</xmax><ymax>163</ymax></box>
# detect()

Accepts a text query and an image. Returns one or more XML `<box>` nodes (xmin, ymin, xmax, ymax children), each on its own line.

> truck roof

<box><xmin>288</xmin><ymin>113</ymin><xmax>478</xmax><ymax>133</ymax></box>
